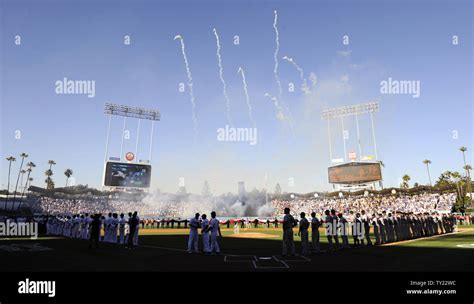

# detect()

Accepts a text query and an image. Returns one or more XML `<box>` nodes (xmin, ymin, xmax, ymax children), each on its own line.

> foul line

<box><xmin>380</xmin><ymin>231</ymin><xmax>462</xmax><ymax>247</ymax></box>
<box><xmin>273</xmin><ymin>254</ymin><xmax>311</xmax><ymax>262</ymax></box>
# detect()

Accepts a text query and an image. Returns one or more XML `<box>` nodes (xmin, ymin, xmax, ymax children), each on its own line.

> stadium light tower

<box><xmin>104</xmin><ymin>103</ymin><xmax>161</xmax><ymax>163</ymax></box>
<box><xmin>321</xmin><ymin>101</ymin><xmax>379</xmax><ymax>163</ymax></box>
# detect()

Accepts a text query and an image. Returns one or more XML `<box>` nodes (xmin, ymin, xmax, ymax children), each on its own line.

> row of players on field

<box><xmin>45</xmin><ymin>210</ymin><xmax>222</xmax><ymax>254</ymax></box>
<box><xmin>282</xmin><ymin>208</ymin><xmax>457</xmax><ymax>256</ymax></box>
<box><xmin>187</xmin><ymin>209</ymin><xmax>457</xmax><ymax>256</ymax></box>
<box><xmin>46</xmin><ymin>212</ymin><xmax>141</xmax><ymax>248</ymax></box>
<box><xmin>44</xmin><ymin>209</ymin><xmax>457</xmax><ymax>256</ymax></box>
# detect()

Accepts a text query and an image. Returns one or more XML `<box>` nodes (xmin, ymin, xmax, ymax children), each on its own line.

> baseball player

<box><xmin>298</xmin><ymin>212</ymin><xmax>310</xmax><ymax>256</ymax></box>
<box><xmin>201</xmin><ymin>214</ymin><xmax>211</xmax><ymax>255</ymax></box>
<box><xmin>119</xmin><ymin>213</ymin><xmax>127</xmax><ymax>244</ymax></box>
<box><xmin>282</xmin><ymin>208</ymin><xmax>296</xmax><ymax>256</ymax></box>
<box><xmin>209</xmin><ymin>211</ymin><xmax>222</xmax><ymax>255</ymax></box>
<box><xmin>187</xmin><ymin>213</ymin><xmax>200</xmax><ymax>253</ymax></box>
<box><xmin>310</xmin><ymin>212</ymin><xmax>321</xmax><ymax>254</ymax></box>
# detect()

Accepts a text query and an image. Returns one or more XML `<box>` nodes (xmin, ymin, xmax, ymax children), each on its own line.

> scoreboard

<box><xmin>103</xmin><ymin>162</ymin><xmax>151</xmax><ymax>188</ymax></box>
<box><xmin>328</xmin><ymin>162</ymin><xmax>382</xmax><ymax>184</ymax></box>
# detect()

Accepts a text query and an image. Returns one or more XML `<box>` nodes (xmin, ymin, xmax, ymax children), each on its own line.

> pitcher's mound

<box><xmin>228</xmin><ymin>233</ymin><xmax>279</xmax><ymax>239</ymax></box>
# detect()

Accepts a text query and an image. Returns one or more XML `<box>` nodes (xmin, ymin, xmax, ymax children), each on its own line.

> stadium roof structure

<box><xmin>320</xmin><ymin>101</ymin><xmax>381</xmax><ymax>178</ymax></box>
<box><xmin>103</xmin><ymin>103</ymin><xmax>160</xmax><ymax>180</ymax></box>
<box><xmin>321</xmin><ymin>101</ymin><xmax>379</xmax><ymax>120</ymax></box>
<box><xmin>104</xmin><ymin>103</ymin><xmax>161</xmax><ymax>121</ymax></box>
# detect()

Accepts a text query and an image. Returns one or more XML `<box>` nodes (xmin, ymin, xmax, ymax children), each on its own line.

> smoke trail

<box><xmin>174</xmin><ymin>35</ymin><xmax>198</xmax><ymax>137</ymax></box>
<box><xmin>282</xmin><ymin>56</ymin><xmax>310</xmax><ymax>94</ymax></box>
<box><xmin>264</xmin><ymin>92</ymin><xmax>286</xmax><ymax>121</ymax></box>
<box><xmin>213</xmin><ymin>28</ymin><xmax>232</xmax><ymax>126</ymax></box>
<box><xmin>271</xmin><ymin>11</ymin><xmax>294</xmax><ymax>131</ymax></box>
<box><xmin>309</xmin><ymin>72</ymin><xmax>318</xmax><ymax>89</ymax></box>
<box><xmin>237</xmin><ymin>67</ymin><xmax>255</xmax><ymax>128</ymax></box>
<box><xmin>273</xmin><ymin>10</ymin><xmax>283</xmax><ymax>98</ymax></box>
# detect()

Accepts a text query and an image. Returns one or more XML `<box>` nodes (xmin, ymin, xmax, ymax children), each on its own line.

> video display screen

<box><xmin>328</xmin><ymin>162</ymin><xmax>382</xmax><ymax>184</ymax></box>
<box><xmin>104</xmin><ymin>162</ymin><xmax>151</xmax><ymax>188</ymax></box>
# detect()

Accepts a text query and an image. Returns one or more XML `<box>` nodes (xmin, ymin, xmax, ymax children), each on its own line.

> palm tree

<box><xmin>459</xmin><ymin>146</ymin><xmax>468</xmax><ymax>166</ymax></box>
<box><xmin>48</xmin><ymin>160</ymin><xmax>56</xmax><ymax>171</ymax></box>
<box><xmin>423</xmin><ymin>159</ymin><xmax>432</xmax><ymax>187</ymax></box>
<box><xmin>45</xmin><ymin>169</ymin><xmax>54</xmax><ymax>190</ymax></box>
<box><xmin>46</xmin><ymin>160</ymin><xmax>56</xmax><ymax>190</ymax></box>
<box><xmin>460</xmin><ymin>147</ymin><xmax>472</xmax><ymax>201</ymax></box>
<box><xmin>25</xmin><ymin>162</ymin><xmax>36</xmax><ymax>180</ymax></box>
<box><xmin>464</xmin><ymin>165</ymin><xmax>472</xmax><ymax>176</ymax></box>
<box><xmin>12</xmin><ymin>153</ymin><xmax>28</xmax><ymax>205</ymax></box>
<box><xmin>45</xmin><ymin>177</ymin><xmax>54</xmax><ymax>190</ymax></box>
<box><xmin>464</xmin><ymin>164</ymin><xmax>472</xmax><ymax>200</ymax></box>
<box><xmin>18</xmin><ymin>162</ymin><xmax>36</xmax><ymax>209</ymax></box>
<box><xmin>401</xmin><ymin>174</ymin><xmax>411</xmax><ymax>189</ymax></box>
<box><xmin>4</xmin><ymin>156</ymin><xmax>16</xmax><ymax>209</ymax></box>
<box><xmin>452</xmin><ymin>171</ymin><xmax>466</xmax><ymax>208</ymax></box>
<box><xmin>64</xmin><ymin>169</ymin><xmax>73</xmax><ymax>187</ymax></box>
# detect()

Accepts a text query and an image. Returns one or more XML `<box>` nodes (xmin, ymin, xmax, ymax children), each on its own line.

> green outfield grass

<box><xmin>1</xmin><ymin>225</ymin><xmax>473</xmax><ymax>272</ymax></box>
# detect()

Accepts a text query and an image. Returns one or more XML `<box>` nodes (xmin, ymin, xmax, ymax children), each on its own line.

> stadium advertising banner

<box><xmin>328</xmin><ymin>162</ymin><xmax>382</xmax><ymax>184</ymax></box>
<box><xmin>104</xmin><ymin>162</ymin><xmax>152</xmax><ymax>188</ymax></box>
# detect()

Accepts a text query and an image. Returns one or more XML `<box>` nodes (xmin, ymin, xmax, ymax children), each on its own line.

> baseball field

<box><xmin>1</xmin><ymin>225</ymin><xmax>473</xmax><ymax>272</ymax></box>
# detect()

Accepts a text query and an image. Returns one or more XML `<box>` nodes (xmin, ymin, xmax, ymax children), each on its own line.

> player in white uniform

<box><xmin>282</xmin><ymin>208</ymin><xmax>296</xmax><ymax>256</ymax></box>
<box><xmin>187</xmin><ymin>213</ymin><xmax>200</xmax><ymax>253</ymax></box>
<box><xmin>81</xmin><ymin>213</ymin><xmax>90</xmax><ymax>239</ymax></box>
<box><xmin>118</xmin><ymin>213</ymin><xmax>127</xmax><ymax>244</ymax></box>
<box><xmin>338</xmin><ymin>213</ymin><xmax>350</xmax><ymax>249</ymax></box>
<box><xmin>361</xmin><ymin>210</ymin><xmax>372</xmax><ymax>246</ymax></box>
<box><xmin>200</xmin><ymin>214</ymin><xmax>210</xmax><ymax>255</ymax></box>
<box><xmin>298</xmin><ymin>212</ymin><xmax>310</xmax><ymax>256</ymax></box>
<box><xmin>209</xmin><ymin>211</ymin><xmax>221</xmax><ymax>255</ymax></box>
<box><xmin>324</xmin><ymin>210</ymin><xmax>334</xmax><ymax>251</ymax></box>
<box><xmin>67</xmin><ymin>216</ymin><xmax>74</xmax><ymax>238</ymax></box>
<box><xmin>63</xmin><ymin>216</ymin><xmax>71</xmax><ymax>237</ymax></box>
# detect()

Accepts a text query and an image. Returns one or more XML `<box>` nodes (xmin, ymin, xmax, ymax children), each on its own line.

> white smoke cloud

<box><xmin>257</xmin><ymin>203</ymin><xmax>275</xmax><ymax>217</ymax></box>
<box><xmin>141</xmin><ymin>188</ymin><xmax>273</xmax><ymax>218</ymax></box>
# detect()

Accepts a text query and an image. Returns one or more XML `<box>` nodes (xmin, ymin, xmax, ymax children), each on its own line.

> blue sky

<box><xmin>0</xmin><ymin>0</ymin><xmax>472</xmax><ymax>194</ymax></box>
